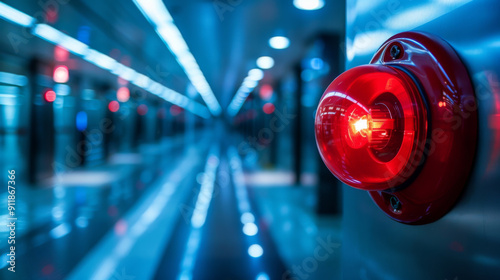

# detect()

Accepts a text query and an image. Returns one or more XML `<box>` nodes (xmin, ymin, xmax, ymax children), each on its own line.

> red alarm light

<box><xmin>315</xmin><ymin>32</ymin><xmax>477</xmax><ymax>224</ymax></box>
<box><xmin>316</xmin><ymin>65</ymin><xmax>427</xmax><ymax>190</ymax></box>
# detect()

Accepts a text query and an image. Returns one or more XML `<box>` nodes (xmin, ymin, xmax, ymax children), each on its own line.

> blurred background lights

<box><xmin>170</xmin><ymin>105</ymin><xmax>183</xmax><ymax>116</ymax></box>
<box><xmin>53</xmin><ymin>65</ymin><xmax>69</xmax><ymax>83</ymax></box>
<box><xmin>243</xmin><ymin>79</ymin><xmax>259</xmax><ymax>88</ymax></box>
<box><xmin>248</xmin><ymin>244</ymin><xmax>263</xmax><ymax>258</ymax></box>
<box><xmin>256</xmin><ymin>273</ymin><xmax>270</xmax><ymax>280</ymax></box>
<box><xmin>117</xmin><ymin>87</ymin><xmax>130</xmax><ymax>102</ymax></box>
<box><xmin>310</xmin><ymin>57</ymin><xmax>324</xmax><ymax>70</ymax></box>
<box><xmin>54</xmin><ymin>46</ymin><xmax>69</xmax><ymax>61</ymax></box>
<box><xmin>75</xmin><ymin>216</ymin><xmax>89</xmax><ymax>228</ymax></box>
<box><xmin>137</xmin><ymin>104</ymin><xmax>149</xmax><ymax>115</ymax></box>
<box><xmin>263</xmin><ymin>103</ymin><xmax>275</xmax><ymax>114</ymax></box>
<box><xmin>76</xmin><ymin>111</ymin><xmax>88</xmax><ymax>132</ymax></box>
<box><xmin>44</xmin><ymin>90</ymin><xmax>57</xmax><ymax>102</ymax></box>
<box><xmin>241</xmin><ymin>212</ymin><xmax>255</xmax><ymax>224</ymax></box>
<box><xmin>108</xmin><ymin>100</ymin><xmax>120</xmax><ymax>112</ymax></box>
<box><xmin>256</xmin><ymin>56</ymin><xmax>275</xmax><ymax>69</ymax></box>
<box><xmin>293</xmin><ymin>0</ymin><xmax>325</xmax><ymax>10</ymax></box>
<box><xmin>259</xmin><ymin>85</ymin><xmax>273</xmax><ymax>100</ymax></box>
<box><xmin>248</xmin><ymin>68</ymin><xmax>264</xmax><ymax>81</ymax></box>
<box><xmin>242</xmin><ymin>222</ymin><xmax>258</xmax><ymax>236</ymax></box>
<box><xmin>269</xmin><ymin>36</ymin><xmax>290</xmax><ymax>49</ymax></box>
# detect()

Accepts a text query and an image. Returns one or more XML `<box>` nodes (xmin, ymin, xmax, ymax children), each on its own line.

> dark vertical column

<box><xmin>293</xmin><ymin>64</ymin><xmax>303</xmax><ymax>185</ymax></box>
<box><xmin>269</xmin><ymin>82</ymin><xmax>280</xmax><ymax>167</ymax></box>
<box><xmin>27</xmin><ymin>59</ymin><xmax>37</xmax><ymax>184</ymax></box>
<box><xmin>316</xmin><ymin>34</ymin><xmax>344</xmax><ymax>214</ymax></box>
<box><xmin>28</xmin><ymin>59</ymin><xmax>55</xmax><ymax>183</ymax></box>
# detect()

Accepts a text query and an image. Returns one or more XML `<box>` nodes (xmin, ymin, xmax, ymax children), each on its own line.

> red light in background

<box><xmin>54</xmin><ymin>46</ymin><xmax>68</xmax><ymax>61</ymax></box>
<box><xmin>263</xmin><ymin>103</ymin><xmax>275</xmax><ymax>114</ymax></box>
<box><xmin>110</xmin><ymin>48</ymin><xmax>121</xmax><ymax>59</ymax></box>
<box><xmin>44</xmin><ymin>90</ymin><xmax>56</xmax><ymax>102</ymax></box>
<box><xmin>260</xmin><ymin>84</ymin><xmax>273</xmax><ymax>100</ymax></box>
<box><xmin>108</xmin><ymin>101</ymin><xmax>120</xmax><ymax>112</ymax></box>
<box><xmin>42</xmin><ymin>264</ymin><xmax>54</xmax><ymax>275</ymax></box>
<box><xmin>449</xmin><ymin>241</ymin><xmax>465</xmax><ymax>252</ymax></box>
<box><xmin>438</xmin><ymin>101</ymin><xmax>446</xmax><ymax>107</ymax></box>
<box><xmin>137</xmin><ymin>104</ymin><xmax>148</xmax><ymax>115</ymax></box>
<box><xmin>53</xmin><ymin>66</ymin><xmax>69</xmax><ymax>83</ymax></box>
<box><xmin>121</xmin><ymin>55</ymin><xmax>131</xmax><ymax>67</ymax></box>
<box><xmin>170</xmin><ymin>105</ymin><xmax>182</xmax><ymax>116</ymax></box>
<box><xmin>117</xmin><ymin>87</ymin><xmax>130</xmax><ymax>102</ymax></box>
<box><xmin>114</xmin><ymin>219</ymin><xmax>128</xmax><ymax>236</ymax></box>
<box><xmin>117</xmin><ymin>77</ymin><xmax>128</xmax><ymax>86</ymax></box>
<box><xmin>247</xmin><ymin>109</ymin><xmax>257</xmax><ymax>119</ymax></box>
<box><xmin>45</xmin><ymin>8</ymin><xmax>58</xmax><ymax>23</ymax></box>
<box><xmin>107</xmin><ymin>205</ymin><xmax>118</xmax><ymax>217</ymax></box>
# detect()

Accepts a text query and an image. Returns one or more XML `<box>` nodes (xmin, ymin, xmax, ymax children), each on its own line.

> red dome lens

<box><xmin>315</xmin><ymin>65</ymin><xmax>427</xmax><ymax>191</ymax></box>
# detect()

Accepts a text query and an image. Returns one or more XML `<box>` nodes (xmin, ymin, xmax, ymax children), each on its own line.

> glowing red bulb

<box><xmin>315</xmin><ymin>65</ymin><xmax>427</xmax><ymax>190</ymax></box>
<box><xmin>353</xmin><ymin>117</ymin><xmax>369</xmax><ymax>133</ymax></box>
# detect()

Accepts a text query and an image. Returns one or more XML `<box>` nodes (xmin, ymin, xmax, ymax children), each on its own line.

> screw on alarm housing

<box><xmin>390</xmin><ymin>44</ymin><xmax>401</xmax><ymax>59</ymax></box>
<box><xmin>390</xmin><ymin>196</ymin><xmax>401</xmax><ymax>212</ymax></box>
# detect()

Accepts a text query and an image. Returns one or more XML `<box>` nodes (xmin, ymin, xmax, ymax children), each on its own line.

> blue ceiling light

<box><xmin>310</xmin><ymin>57</ymin><xmax>324</xmax><ymax>70</ymax></box>
<box><xmin>256</xmin><ymin>56</ymin><xmax>275</xmax><ymax>70</ymax></box>
<box><xmin>132</xmin><ymin>0</ymin><xmax>222</xmax><ymax>116</ymax></box>
<box><xmin>33</xmin><ymin>24</ymin><xmax>89</xmax><ymax>56</ymax></box>
<box><xmin>256</xmin><ymin>273</ymin><xmax>270</xmax><ymax>280</ymax></box>
<box><xmin>83</xmin><ymin>49</ymin><xmax>117</xmax><ymax>71</ymax></box>
<box><xmin>248</xmin><ymin>69</ymin><xmax>264</xmax><ymax>81</ymax></box>
<box><xmin>248</xmin><ymin>244</ymin><xmax>264</xmax><ymax>258</ymax></box>
<box><xmin>0</xmin><ymin>3</ymin><xmax>210</xmax><ymax>119</ymax></box>
<box><xmin>243</xmin><ymin>79</ymin><xmax>259</xmax><ymax>89</ymax></box>
<box><xmin>242</xmin><ymin>222</ymin><xmax>258</xmax><ymax>236</ymax></box>
<box><xmin>76</xmin><ymin>111</ymin><xmax>88</xmax><ymax>132</ymax></box>
<box><xmin>293</xmin><ymin>0</ymin><xmax>325</xmax><ymax>11</ymax></box>
<box><xmin>0</xmin><ymin>1</ymin><xmax>35</xmax><ymax>27</ymax></box>
<box><xmin>227</xmin><ymin>68</ymin><xmax>265</xmax><ymax>116</ymax></box>
<box><xmin>269</xmin><ymin>36</ymin><xmax>290</xmax><ymax>49</ymax></box>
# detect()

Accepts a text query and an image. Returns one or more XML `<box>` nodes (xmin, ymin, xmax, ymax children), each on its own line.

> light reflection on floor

<box><xmin>0</xmin><ymin>135</ymin><xmax>340</xmax><ymax>280</ymax></box>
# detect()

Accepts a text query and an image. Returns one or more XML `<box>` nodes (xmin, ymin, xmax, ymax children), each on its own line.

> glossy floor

<box><xmin>0</xmin><ymin>132</ymin><xmax>340</xmax><ymax>280</ymax></box>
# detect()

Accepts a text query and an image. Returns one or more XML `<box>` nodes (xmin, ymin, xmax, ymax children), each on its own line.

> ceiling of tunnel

<box><xmin>2</xmin><ymin>0</ymin><xmax>345</xmax><ymax>112</ymax></box>
<box><xmin>165</xmin><ymin>0</ymin><xmax>345</xmax><ymax>107</ymax></box>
